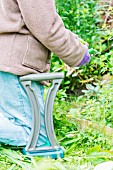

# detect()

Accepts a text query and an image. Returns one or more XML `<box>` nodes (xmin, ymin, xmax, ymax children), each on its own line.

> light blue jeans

<box><xmin>0</xmin><ymin>71</ymin><xmax>48</xmax><ymax>146</ymax></box>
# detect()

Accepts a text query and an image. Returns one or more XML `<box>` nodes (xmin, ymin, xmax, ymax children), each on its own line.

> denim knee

<box><xmin>0</xmin><ymin>71</ymin><xmax>48</xmax><ymax>146</ymax></box>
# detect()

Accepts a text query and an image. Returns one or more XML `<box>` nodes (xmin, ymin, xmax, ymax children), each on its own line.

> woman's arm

<box><xmin>17</xmin><ymin>0</ymin><xmax>87</xmax><ymax>67</ymax></box>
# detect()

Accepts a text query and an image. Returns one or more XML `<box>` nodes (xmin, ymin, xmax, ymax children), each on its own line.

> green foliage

<box><xmin>56</xmin><ymin>0</ymin><xmax>100</xmax><ymax>42</ymax></box>
<box><xmin>74</xmin><ymin>79</ymin><xmax>113</xmax><ymax>127</ymax></box>
<box><xmin>51</xmin><ymin>0</ymin><xmax>113</xmax><ymax>93</ymax></box>
<box><xmin>53</xmin><ymin>79</ymin><xmax>113</xmax><ymax>168</ymax></box>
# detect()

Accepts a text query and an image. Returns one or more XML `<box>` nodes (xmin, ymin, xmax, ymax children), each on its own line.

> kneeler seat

<box><xmin>20</xmin><ymin>72</ymin><xmax>64</xmax><ymax>159</ymax></box>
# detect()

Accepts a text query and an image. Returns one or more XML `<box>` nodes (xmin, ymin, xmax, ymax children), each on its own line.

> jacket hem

<box><xmin>0</xmin><ymin>65</ymin><xmax>40</xmax><ymax>76</ymax></box>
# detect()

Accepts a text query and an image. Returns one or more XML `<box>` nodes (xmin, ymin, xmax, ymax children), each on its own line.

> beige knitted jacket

<box><xmin>0</xmin><ymin>0</ymin><xmax>87</xmax><ymax>75</ymax></box>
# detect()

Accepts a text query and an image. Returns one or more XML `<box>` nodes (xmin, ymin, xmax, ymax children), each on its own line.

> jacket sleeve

<box><xmin>17</xmin><ymin>0</ymin><xmax>87</xmax><ymax>67</ymax></box>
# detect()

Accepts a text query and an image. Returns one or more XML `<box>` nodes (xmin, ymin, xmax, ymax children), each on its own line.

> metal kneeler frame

<box><xmin>20</xmin><ymin>72</ymin><xmax>64</xmax><ymax>159</ymax></box>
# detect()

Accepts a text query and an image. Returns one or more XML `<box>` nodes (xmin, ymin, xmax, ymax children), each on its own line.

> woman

<box><xmin>0</xmin><ymin>0</ymin><xmax>90</xmax><ymax>146</ymax></box>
